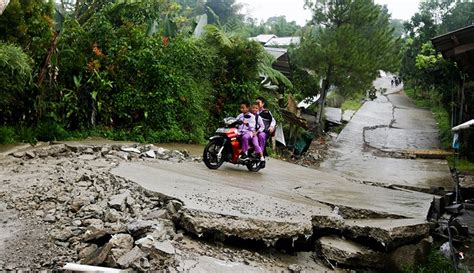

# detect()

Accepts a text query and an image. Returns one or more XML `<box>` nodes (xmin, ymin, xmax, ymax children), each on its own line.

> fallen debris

<box><xmin>0</xmin><ymin>143</ymin><xmax>196</xmax><ymax>271</ymax></box>
<box><xmin>0</xmin><ymin>142</ymin><xmax>440</xmax><ymax>271</ymax></box>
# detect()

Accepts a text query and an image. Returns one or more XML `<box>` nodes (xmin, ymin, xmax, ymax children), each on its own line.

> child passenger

<box><xmin>251</xmin><ymin>103</ymin><xmax>266</xmax><ymax>164</ymax></box>
<box><xmin>236</xmin><ymin>101</ymin><xmax>262</xmax><ymax>161</ymax></box>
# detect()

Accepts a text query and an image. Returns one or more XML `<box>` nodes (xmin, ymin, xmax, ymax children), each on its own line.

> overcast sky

<box><xmin>238</xmin><ymin>0</ymin><xmax>421</xmax><ymax>25</ymax></box>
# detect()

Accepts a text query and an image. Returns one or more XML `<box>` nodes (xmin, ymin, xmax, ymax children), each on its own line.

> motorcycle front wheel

<box><xmin>203</xmin><ymin>138</ymin><xmax>225</xmax><ymax>170</ymax></box>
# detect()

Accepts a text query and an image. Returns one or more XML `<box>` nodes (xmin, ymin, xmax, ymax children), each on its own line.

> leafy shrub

<box><xmin>53</xmin><ymin>2</ymin><xmax>218</xmax><ymax>143</ymax></box>
<box><xmin>0</xmin><ymin>42</ymin><xmax>33</xmax><ymax>125</ymax></box>
<box><xmin>0</xmin><ymin>0</ymin><xmax>54</xmax><ymax>66</ymax></box>
<box><xmin>15</xmin><ymin>126</ymin><xmax>37</xmax><ymax>144</ymax></box>
<box><xmin>35</xmin><ymin>122</ymin><xmax>69</xmax><ymax>141</ymax></box>
<box><xmin>203</xmin><ymin>25</ymin><xmax>264</xmax><ymax>123</ymax></box>
<box><xmin>0</xmin><ymin>1</ymin><xmax>276</xmax><ymax>144</ymax></box>
<box><xmin>0</xmin><ymin>127</ymin><xmax>16</xmax><ymax>144</ymax></box>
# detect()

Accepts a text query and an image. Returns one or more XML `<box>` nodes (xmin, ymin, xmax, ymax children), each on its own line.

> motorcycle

<box><xmin>203</xmin><ymin>117</ymin><xmax>264</xmax><ymax>172</ymax></box>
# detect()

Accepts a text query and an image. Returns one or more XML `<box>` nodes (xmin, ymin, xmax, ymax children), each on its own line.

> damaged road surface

<box><xmin>112</xmin><ymin>156</ymin><xmax>435</xmax><ymax>270</ymax></box>
<box><xmin>0</xmin><ymin>77</ymin><xmax>451</xmax><ymax>271</ymax></box>
<box><xmin>1</xmin><ymin>141</ymin><xmax>439</xmax><ymax>271</ymax></box>
<box><xmin>0</xmin><ymin>143</ymin><xmax>331</xmax><ymax>272</ymax></box>
<box><xmin>321</xmin><ymin>76</ymin><xmax>453</xmax><ymax>192</ymax></box>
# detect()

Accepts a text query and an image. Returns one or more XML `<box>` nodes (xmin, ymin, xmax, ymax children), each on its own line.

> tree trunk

<box><xmin>317</xmin><ymin>64</ymin><xmax>333</xmax><ymax>132</ymax></box>
<box><xmin>38</xmin><ymin>32</ymin><xmax>60</xmax><ymax>87</ymax></box>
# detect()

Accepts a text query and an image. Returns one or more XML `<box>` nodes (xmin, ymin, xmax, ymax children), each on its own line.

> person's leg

<box><xmin>258</xmin><ymin>132</ymin><xmax>267</xmax><ymax>151</ymax></box>
<box><xmin>252</xmin><ymin>135</ymin><xmax>262</xmax><ymax>155</ymax></box>
<box><xmin>241</xmin><ymin>132</ymin><xmax>251</xmax><ymax>153</ymax></box>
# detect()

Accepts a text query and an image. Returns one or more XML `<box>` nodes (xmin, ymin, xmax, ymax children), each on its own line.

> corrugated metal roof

<box><xmin>264</xmin><ymin>47</ymin><xmax>287</xmax><ymax>59</ymax></box>
<box><xmin>249</xmin><ymin>34</ymin><xmax>277</xmax><ymax>44</ymax></box>
<box><xmin>431</xmin><ymin>24</ymin><xmax>474</xmax><ymax>77</ymax></box>
<box><xmin>265</xmin><ymin>37</ymin><xmax>301</xmax><ymax>47</ymax></box>
<box><xmin>264</xmin><ymin>47</ymin><xmax>291</xmax><ymax>78</ymax></box>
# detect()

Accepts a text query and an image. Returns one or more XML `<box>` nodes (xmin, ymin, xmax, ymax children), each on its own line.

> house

<box><xmin>263</xmin><ymin>47</ymin><xmax>292</xmax><ymax>78</ymax></box>
<box><xmin>432</xmin><ymin>24</ymin><xmax>474</xmax><ymax>78</ymax></box>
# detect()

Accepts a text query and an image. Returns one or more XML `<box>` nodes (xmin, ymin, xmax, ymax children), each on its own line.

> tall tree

<box><xmin>205</xmin><ymin>0</ymin><xmax>242</xmax><ymax>25</ymax></box>
<box><xmin>265</xmin><ymin>16</ymin><xmax>300</xmax><ymax>36</ymax></box>
<box><xmin>296</xmin><ymin>0</ymin><xmax>400</xmax><ymax>125</ymax></box>
<box><xmin>390</xmin><ymin>19</ymin><xmax>405</xmax><ymax>38</ymax></box>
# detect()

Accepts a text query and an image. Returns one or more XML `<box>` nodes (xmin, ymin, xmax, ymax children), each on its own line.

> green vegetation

<box><xmin>292</xmin><ymin>0</ymin><xmax>400</xmax><ymax>126</ymax></box>
<box><xmin>341</xmin><ymin>97</ymin><xmax>363</xmax><ymax>112</ymax></box>
<box><xmin>401</xmin><ymin>0</ymin><xmax>474</xmax><ymax>160</ymax></box>
<box><xmin>402</xmin><ymin>244</ymin><xmax>455</xmax><ymax>273</ymax></box>
<box><xmin>0</xmin><ymin>43</ymin><xmax>33</xmax><ymax>125</ymax></box>
<box><xmin>0</xmin><ymin>0</ymin><xmax>289</xmax><ymax>145</ymax></box>
<box><xmin>341</xmin><ymin>91</ymin><xmax>365</xmax><ymax>112</ymax></box>
<box><xmin>447</xmin><ymin>156</ymin><xmax>474</xmax><ymax>173</ymax></box>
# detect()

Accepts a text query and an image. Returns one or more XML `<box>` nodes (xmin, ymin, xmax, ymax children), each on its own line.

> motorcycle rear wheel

<box><xmin>246</xmin><ymin>161</ymin><xmax>262</xmax><ymax>172</ymax></box>
<box><xmin>203</xmin><ymin>139</ymin><xmax>225</xmax><ymax>169</ymax></box>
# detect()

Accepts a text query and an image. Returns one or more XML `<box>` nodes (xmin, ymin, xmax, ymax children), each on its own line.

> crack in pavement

<box><xmin>361</xmin><ymin>93</ymin><xmax>403</xmax><ymax>156</ymax></box>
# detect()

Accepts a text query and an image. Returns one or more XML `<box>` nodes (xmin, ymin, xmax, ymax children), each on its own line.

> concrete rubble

<box><xmin>342</xmin><ymin>110</ymin><xmax>356</xmax><ymax>123</ymax></box>
<box><xmin>0</xmin><ymin>143</ymin><xmax>199</xmax><ymax>271</ymax></box>
<box><xmin>317</xmin><ymin>235</ymin><xmax>383</xmax><ymax>268</ymax></box>
<box><xmin>324</xmin><ymin>107</ymin><xmax>343</xmax><ymax>124</ymax></box>
<box><xmin>111</xmin><ymin>152</ymin><xmax>442</xmax><ymax>271</ymax></box>
<box><xmin>0</xmin><ymin>143</ymin><xmax>332</xmax><ymax>271</ymax></box>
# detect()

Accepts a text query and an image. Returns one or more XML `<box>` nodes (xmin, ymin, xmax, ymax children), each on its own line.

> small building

<box><xmin>264</xmin><ymin>47</ymin><xmax>292</xmax><ymax>78</ymax></box>
<box><xmin>431</xmin><ymin>24</ymin><xmax>474</xmax><ymax>78</ymax></box>
<box><xmin>432</xmin><ymin>24</ymin><xmax>474</xmax><ymax>157</ymax></box>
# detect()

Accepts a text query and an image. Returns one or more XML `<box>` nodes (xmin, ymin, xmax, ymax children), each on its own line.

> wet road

<box><xmin>113</xmin><ymin>156</ymin><xmax>434</xmax><ymax>241</ymax></box>
<box><xmin>320</xmin><ymin>76</ymin><xmax>453</xmax><ymax>191</ymax></box>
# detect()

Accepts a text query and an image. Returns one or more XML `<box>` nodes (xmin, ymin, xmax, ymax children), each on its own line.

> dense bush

<box><xmin>0</xmin><ymin>0</ymin><xmax>54</xmax><ymax>67</ymax></box>
<box><xmin>0</xmin><ymin>42</ymin><xmax>33</xmax><ymax>125</ymax></box>
<box><xmin>203</xmin><ymin>25</ymin><xmax>263</xmax><ymax>123</ymax></box>
<box><xmin>0</xmin><ymin>1</ymin><xmax>277</xmax><ymax>144</ymax></box>
<box><xmin>51</xmin><ymin>2</ymin><xmax>219</xmax><ymax>143</ymax></box>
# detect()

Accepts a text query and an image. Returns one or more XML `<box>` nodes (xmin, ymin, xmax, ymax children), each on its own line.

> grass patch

<box><xmin>432</xmin><ymin>106</ymin><xmax>452</xmax><ymax>149</ymax></box>
<box><xmin>447</xmin><ymin>156</ymin><xmax>474</xmax><ymax>173</ymax></box>
<box><xmin>403</xmin><ymin>243</ymin><xmax>456</xmax><ymax>273</ymax></box>
<box><xmin>404</xmin><ymin>87</ymin><xmax>432</xmax><ymax>109</ymax></box>
<box><xmin>0</xmin><ymin>127</ymin><xmax>16</xmax><ymax>144</ymax></box>
<box><xmin>341</xmin><ymin>94</ymin><xmax>364</xmax><ymax>111</ymax></box>
<box><xmin>341</xmin><ymin>96</ymin><xmax>364</xmax><ymax>111</ymax></box>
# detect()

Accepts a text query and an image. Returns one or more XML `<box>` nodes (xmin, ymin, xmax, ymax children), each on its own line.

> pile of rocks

<box><xmin>289</xmin><ymin>134</ymin><xmax>333</xmax><ymax>168</ymax></box>
<box><xmin>1</xmin><ymin>143</ymin><xmax>193</xmax><ymax>271</ymax></box>
<box><xmin>10</xmin><ymin>143</ymin><xmax>201</xmax><ymax>163</ymax></box>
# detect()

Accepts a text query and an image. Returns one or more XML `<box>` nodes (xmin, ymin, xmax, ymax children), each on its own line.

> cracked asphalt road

<box><xmin>320</xmin><ymin>76</ymin><xmax>453</xmax><ymax>191</ymax></box>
